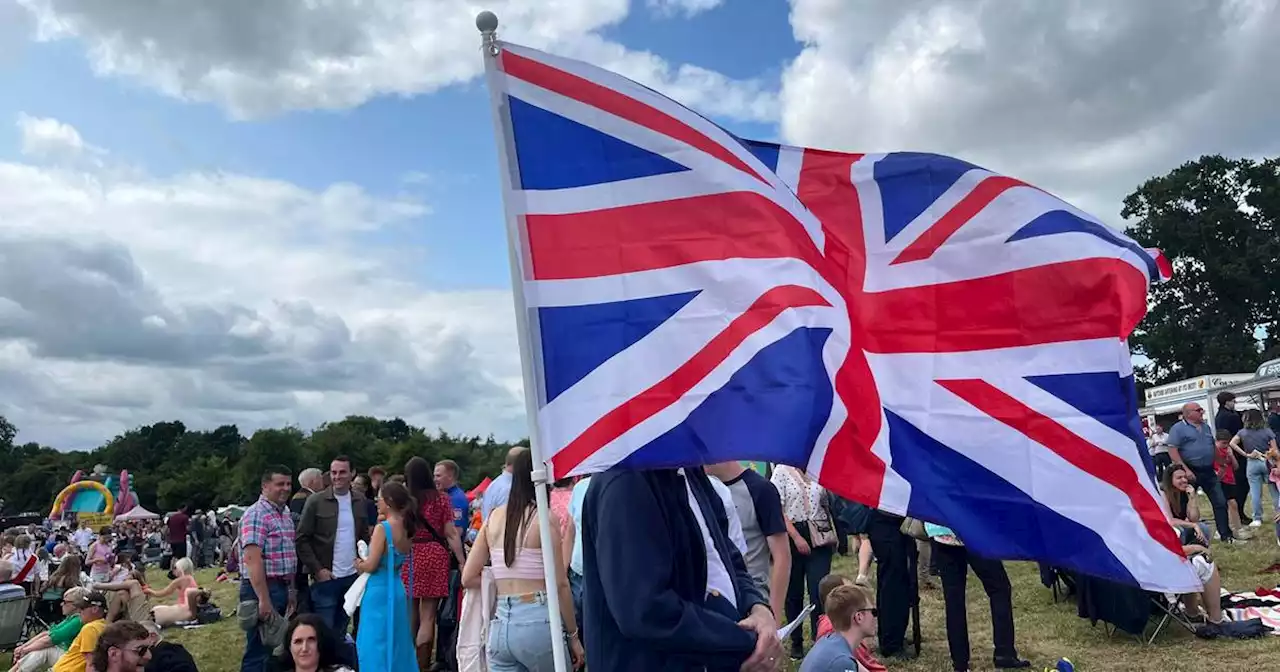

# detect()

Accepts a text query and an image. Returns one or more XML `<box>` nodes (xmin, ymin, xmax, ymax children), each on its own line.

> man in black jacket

<box><xmin>1215</xmin><ymin>392</ymin><xmax>1251</xmax><ymax>525</ymax></box>
<box><xmin>582</xmin><ymin>468</ymin><xmax>782</xmax><ymax>671</ymax></box>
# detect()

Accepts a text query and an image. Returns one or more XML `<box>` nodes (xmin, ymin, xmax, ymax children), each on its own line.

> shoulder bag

<box><xmin>797</xmin><ymin>470</ymin><xmax>838</xmax><ymax>548</ymax></box>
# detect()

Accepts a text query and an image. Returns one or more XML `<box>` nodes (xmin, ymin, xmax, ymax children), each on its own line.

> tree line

<box><xmin>1126</xmin><ymin>155</ymin><xmax>1280</xmax><ymax>384</ymax></box>
<box><xmin>0</xmin><ymin>414</ymin><xmax>520</xmax><ymax>515</ymax></box>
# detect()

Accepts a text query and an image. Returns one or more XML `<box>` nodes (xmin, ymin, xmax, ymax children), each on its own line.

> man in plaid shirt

<box><xmin>239</xmin><ymin>464</ymin><xmax>297</xmax><ymax>672</ymax></box>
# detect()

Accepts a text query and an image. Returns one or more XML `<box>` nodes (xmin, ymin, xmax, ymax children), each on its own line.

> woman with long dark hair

<box><xmin>462</xmin><ymin>449</ymin><xmax>583</xmax><ymax>670</ymax></box>
<box><xmin>402</xmin><ymin>457</ymin><xmax>466</xmax><ymax>667</ymax></box>
<box><xmin>275</xmin><ymin>613</ymin><xmax>354</xmax><ymax>672</ymax></box>
<box><xmin>354</xmin><ymin>481</ymin><xmax>417</xmax><ymax>671</ymax></box>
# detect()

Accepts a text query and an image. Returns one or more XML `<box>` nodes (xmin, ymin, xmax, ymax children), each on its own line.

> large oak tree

<box><xmin>1124</xmin><ymin>155</ymin><xmax>1280</xmax><ymax>384</ymax></box>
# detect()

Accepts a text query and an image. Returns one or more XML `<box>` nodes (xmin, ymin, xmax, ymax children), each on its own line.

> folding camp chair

<box><xmin>0</xmin><ymin>589</ymin><xmax>29</xmax><ymax>652</ymax></box>
<box><xmin>1144</xmin><ymin>593</ymin><xmax>1199</xmax><ymax>644</ymax></box>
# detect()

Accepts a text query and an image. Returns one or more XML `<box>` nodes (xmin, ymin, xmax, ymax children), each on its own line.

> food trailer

<box><xmin>1225</xmin><ymin>358</ymin><xmax>1280</xmax><ymax>411</ymax></box>
<box><xmin>1140</xmin><ymin>372</ymin><xmax>1254</xmax><ymax>431</ymax></box>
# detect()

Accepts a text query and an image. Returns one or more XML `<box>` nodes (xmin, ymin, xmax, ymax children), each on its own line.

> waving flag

<box><xmin>482</xmin><ymin>41</ymin><xmax>1195</xmax><ymax>592</ymax></box>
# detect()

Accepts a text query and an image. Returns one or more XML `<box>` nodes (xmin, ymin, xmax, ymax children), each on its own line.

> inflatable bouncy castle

<box><xmin>49</xmin><ymin>464</ymin><xmax>139</xmax><ymax>518</ymax></box>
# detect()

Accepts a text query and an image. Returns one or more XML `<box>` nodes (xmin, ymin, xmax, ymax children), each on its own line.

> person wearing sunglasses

<box><xmin>7</xmin><ymin>587</ymin><xmax>89</xmax><ymax>672</ymax></box>
<box><xmin>90</xmin><ymin>621</ymin><xmax>152</xmax><ymax>672</ymax></box>
<box><xmin>800</xmin><ymin>584</ymin><xmax>879</xmax><ymax>671</ymax></box>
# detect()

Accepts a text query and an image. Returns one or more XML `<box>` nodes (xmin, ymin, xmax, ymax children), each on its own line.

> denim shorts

<box><xmin>487</xmin><ymin>592</ymin><xmax>567</xmax><ymax>672</ymax></box>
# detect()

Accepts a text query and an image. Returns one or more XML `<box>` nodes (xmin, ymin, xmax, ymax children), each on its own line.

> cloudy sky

<box><xmin>1</xmin><ymin>0</ymin><xmax>1276</xmax><ymax>450</ymax></box>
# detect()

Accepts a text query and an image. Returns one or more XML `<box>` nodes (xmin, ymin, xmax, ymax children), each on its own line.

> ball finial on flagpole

<box><xmin>476</xmin><ymin>11</ymin><xmax>500</xmax><ymax>55</ymax></box>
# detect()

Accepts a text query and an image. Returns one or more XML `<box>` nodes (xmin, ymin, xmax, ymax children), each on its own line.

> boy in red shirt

<box><xmin>1214</xmin><ymin>429</ymin><xmax>1245</xmax><ymax>534</ymax></box>
<box><xmin>814</xmin><ymin>574</ymin><xmax>886</xmax><ymax>671</ymax></box>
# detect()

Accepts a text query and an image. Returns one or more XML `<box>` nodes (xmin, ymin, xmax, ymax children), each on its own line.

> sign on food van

<box><xmin>1144</xmin><ymin>373</ymin><xmax>1253</xmax><ymax>405</ymax></box>
<box><xmin>1256</xmin><ymin>358</ymin><xmax>1280</xmax><ymax>379</ymax></box>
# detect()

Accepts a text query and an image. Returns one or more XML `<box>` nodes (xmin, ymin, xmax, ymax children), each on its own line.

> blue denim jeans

<box><xmin>1246</xmin><ymin>459</ymin><xmax>1279</xmax><ymax>521</ymax></box>
<box><xmin>309</xmin><ymin>572</ymin><xmax>358</xmax><ymax>637</ymax></box>
<box><xmin>1187</xmin><ymin>463</ymin><xmax>1233</xmax><ymax>542</ymax></box>
<box><xmin>487</xmin><ymin>593</ymin><xmax>566</xmax><ymax>672</ymax></box>
<box><xmin>567</xmin><ymin>570</ymin><xmax>584</xmax><ymax>639</ymax></box>
<box><xmin>240</xmin><ymin>579</ymin><xmax>289</xmax><ymax>672</ymax></box>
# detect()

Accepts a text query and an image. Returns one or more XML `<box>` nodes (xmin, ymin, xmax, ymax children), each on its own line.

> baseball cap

<box><xmin>82</xmin><ymin>591</ymin><xmax>109</xmax><ymax>611</ymax></box>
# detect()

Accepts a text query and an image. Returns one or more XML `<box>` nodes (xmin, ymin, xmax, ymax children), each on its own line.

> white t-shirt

<box><xmin>332</xmin><ymin>492</ymin><xmax>357</xmax><ymax>578</ymax></box>
<box><xmin>708</xmin><ymin>476</ymin><xmax>748</xmax><ymax>557</ymax></box>
<box><xmin>1148</xmin><ymin>431</ymin><xmax>1170</xmax><ymax>456</ymax></box>
<box><xmin>681</xmin><ymin>469</ymin><xmax>737</xmax><ymax>608</ymax></box>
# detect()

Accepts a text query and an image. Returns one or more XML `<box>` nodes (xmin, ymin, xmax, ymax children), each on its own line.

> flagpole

<box><xmin>476</xmin><ymin>11</ymin><xmax>571</xmax><ymax>672</ymax></box>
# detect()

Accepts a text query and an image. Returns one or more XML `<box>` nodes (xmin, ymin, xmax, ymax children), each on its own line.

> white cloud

<box><xmin>16</xmin><ymin>0</ymin><xmax>777</xmax><ymax>123</ymax></box>
<box><xmin>780</xmin><ymin>0</ymin><xmax>1280</xmax><ymax>225</ymax></box>
<box><xmin>646</xmin><ymin>0</ymin><xmax>723</xmax><ymax>19</ymax></box>
<box><xmin>0</xmin><ymin>116</ymin><xmax>527</xmax><ymax>449</ymax></box>
<box><xmin>16</xmin><ymin>112</ymin><xmax>101</xmax><ymax>162</ymax></box>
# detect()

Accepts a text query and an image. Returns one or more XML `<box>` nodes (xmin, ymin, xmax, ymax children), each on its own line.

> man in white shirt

<box><xmin>296</xmin><ymin>456</ymin><xmax>369</xmax><ymax>636</ymax></box>
<box><xmin>73</xmin><ymin>523</ymin><xmax>94</xmax><ymax>553</ymax></box>
<box><xmin>1148</xmin><ymin>424</ymin><xmax>1172</xmax><ymax>482</ymax></box>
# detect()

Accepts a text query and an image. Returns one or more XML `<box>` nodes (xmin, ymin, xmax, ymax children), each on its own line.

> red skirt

<box><xmin>402</xmin><ymin>541</ymin><xmax>450</xmax><ymax>599</ymax></box>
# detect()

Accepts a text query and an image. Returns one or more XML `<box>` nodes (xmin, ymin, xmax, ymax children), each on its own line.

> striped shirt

<box><xmin>240</xmin><ymin>496</ymin><xmax>297</xmax><ymax>579</ymax></box>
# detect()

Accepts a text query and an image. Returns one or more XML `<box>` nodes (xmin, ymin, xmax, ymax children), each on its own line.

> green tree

<box><xmin>0</xmin><ymin>415</ymin><xmax>518</xmax><ymax>512</ymax></box>
<box><xmin>1123</xmin><ymin>155</ymin><xmax>1280</xmax><ymax>383</ymax></box>
<box><xmin>157</xmin><ymin>456</ymin><xmax>231</xmax><ymax>511</ymax></box>
<box><xmin>236</xmin><ymin>426</ymin><xmax>311</xmax><ymax>499</ymax></box>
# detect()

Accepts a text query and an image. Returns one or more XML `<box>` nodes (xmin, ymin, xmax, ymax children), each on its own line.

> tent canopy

<box><xmin>116</xmin><ymin>505</ymin><xmax>159</xmax><ymax>520</ymax></box>
<box><xmin>467</xmin><ymin>477</ymin><xmax>493</xmax><ymax>501</ymax></box>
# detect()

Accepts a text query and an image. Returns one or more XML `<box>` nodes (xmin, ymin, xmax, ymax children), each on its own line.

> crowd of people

<box><xmin>8</xmin><ymin>397</ymin><xmax>1277</xmax><ymax>672</ymax></box>
<box><xmin>0</xmin><ymin>537</ymin><xmax>199</xmax><ymax>672</ymax></box>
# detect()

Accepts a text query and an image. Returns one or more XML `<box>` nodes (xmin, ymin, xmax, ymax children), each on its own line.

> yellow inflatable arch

<box><xmin>50</xmin><ymin>480</ymin><xmax>115</xmax><ymax>517</ymax></box>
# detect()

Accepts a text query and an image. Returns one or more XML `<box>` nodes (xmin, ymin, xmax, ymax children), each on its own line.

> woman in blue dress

<box><xmin>354</xmin><ymin>481</ymin><xmax>418</xmax><ymax>671</ymax></box>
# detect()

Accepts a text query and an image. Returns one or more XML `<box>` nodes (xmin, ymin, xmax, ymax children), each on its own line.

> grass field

<box><xmin>5</xmin><ymin>524</ymin><xmax>1280</xmax><ymax>671</ymax></box>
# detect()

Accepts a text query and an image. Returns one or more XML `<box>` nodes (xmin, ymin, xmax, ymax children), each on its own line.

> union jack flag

<box><xmin>484</xmin><ymin>42</ymin><xmax>1198</xmax><ymax>593</ymax></box>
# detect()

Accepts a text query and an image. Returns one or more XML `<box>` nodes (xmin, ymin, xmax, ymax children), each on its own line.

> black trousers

<box><xmin>785</xmin><ymin>524</ymin><xmax>833</xmax><ymax>649</ymax></box>
<box><xmin>1152</xmin><ymin>453</ymin><xmax>1172</xmax><ymax>484</ymax></box>
<box><xmin>868</xmin><ymin>511</ymin><xmax>913</xmax><ymax>655</ymax></box>
<box><xmin>934</xmin><ymin>542</ymin><xmax>1017</xmax><ymax>671</ymax></box>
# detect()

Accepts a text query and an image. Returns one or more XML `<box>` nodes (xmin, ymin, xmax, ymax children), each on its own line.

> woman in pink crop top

<box><xmin>462</xmin><ymin>449</ymin><xmax>583</xmax><ymax>669</ymax></box>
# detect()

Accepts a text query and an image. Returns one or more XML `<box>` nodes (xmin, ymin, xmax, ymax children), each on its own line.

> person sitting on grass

<box><xmin>813</xmin><ymin>574</ymin><xmax>885</xmax><ymax>671</ymax></box>
<box><xmin>800</xmin><ymin>584</ymin><xmax>879</xmax><ymax>672</ymax></box>
<box><xmin>94</xmin><ymin>568</ymin><xmax>152</xmax><ymax>624</ymax></box>
<box><xmin>138</xmin><ymin>557</ymin><xmax>206</xmax><ymax>627</ymax></box>
<box><xmin>51</xmin><ymin>590</ymin><xmax>109</xmax><ymax>672</ymax></box>
<box><xmin>150</xmin><ymin>588</ymin><xmax>210</xmax><ymax>628</ymax></box>
<box><xmin>6</xmin><ymin>587</ymin><xmax>88</xmax><ymax>672</ymax></box>
<box><xmin>141</xmin><ymin>558</ymin><xmax>198</xmax><ymax>622</ymax></box>
<box><xmin>1162</xmin><ymin>464</ymin><xmax>1225</xmax><ymax>625</ymax></box>
<box><xmin>1163</xmin><ymin>464</ymin><xmax>1212</xmax><ymax>547</ymax></box>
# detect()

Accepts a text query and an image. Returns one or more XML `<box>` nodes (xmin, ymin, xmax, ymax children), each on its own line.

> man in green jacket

<box><xmin>295</xmin><ymin>456</ymin><xmax>369</xmax><ymax>637</ymax></box>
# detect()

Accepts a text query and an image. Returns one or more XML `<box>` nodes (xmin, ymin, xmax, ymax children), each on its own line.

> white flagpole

<box><xmin>476</xmin><ymin>12</ymin><xmax>570</xmax><ymax>672</ymax></box>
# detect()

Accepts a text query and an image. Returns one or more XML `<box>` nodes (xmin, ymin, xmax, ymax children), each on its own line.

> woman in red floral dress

<box><xmin>402</xmin><ymin>456</ymin><xmax>466</xmax><ymax>667</ymax></box>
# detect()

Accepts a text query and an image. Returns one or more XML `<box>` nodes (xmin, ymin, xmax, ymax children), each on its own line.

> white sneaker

<box><xmin>1250</xmin><ymin>520</ymin><xmax>1262</xmax><ymax>528</ymax></box>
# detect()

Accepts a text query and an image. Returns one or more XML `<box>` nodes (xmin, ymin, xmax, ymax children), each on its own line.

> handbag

<box><xmin>457</xmin><ymin>567</ymin><xmax>495</xmax><ymax>672</ymax></box>
<box><xmin>899</xmin><ymin>517</ymin><xmax>929</xmax><ymax>541</ymax></box>
<box><xmin>796</xmin><ymin>469</ymin><xmax>838</xmax><ymax>548</ymax></box>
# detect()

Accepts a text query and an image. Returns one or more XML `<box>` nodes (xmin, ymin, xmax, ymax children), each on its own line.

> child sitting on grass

<box><xmin>814</xmin><ymin>574</ymin><xmax>885</xmax><ymax>672</ymax></box>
